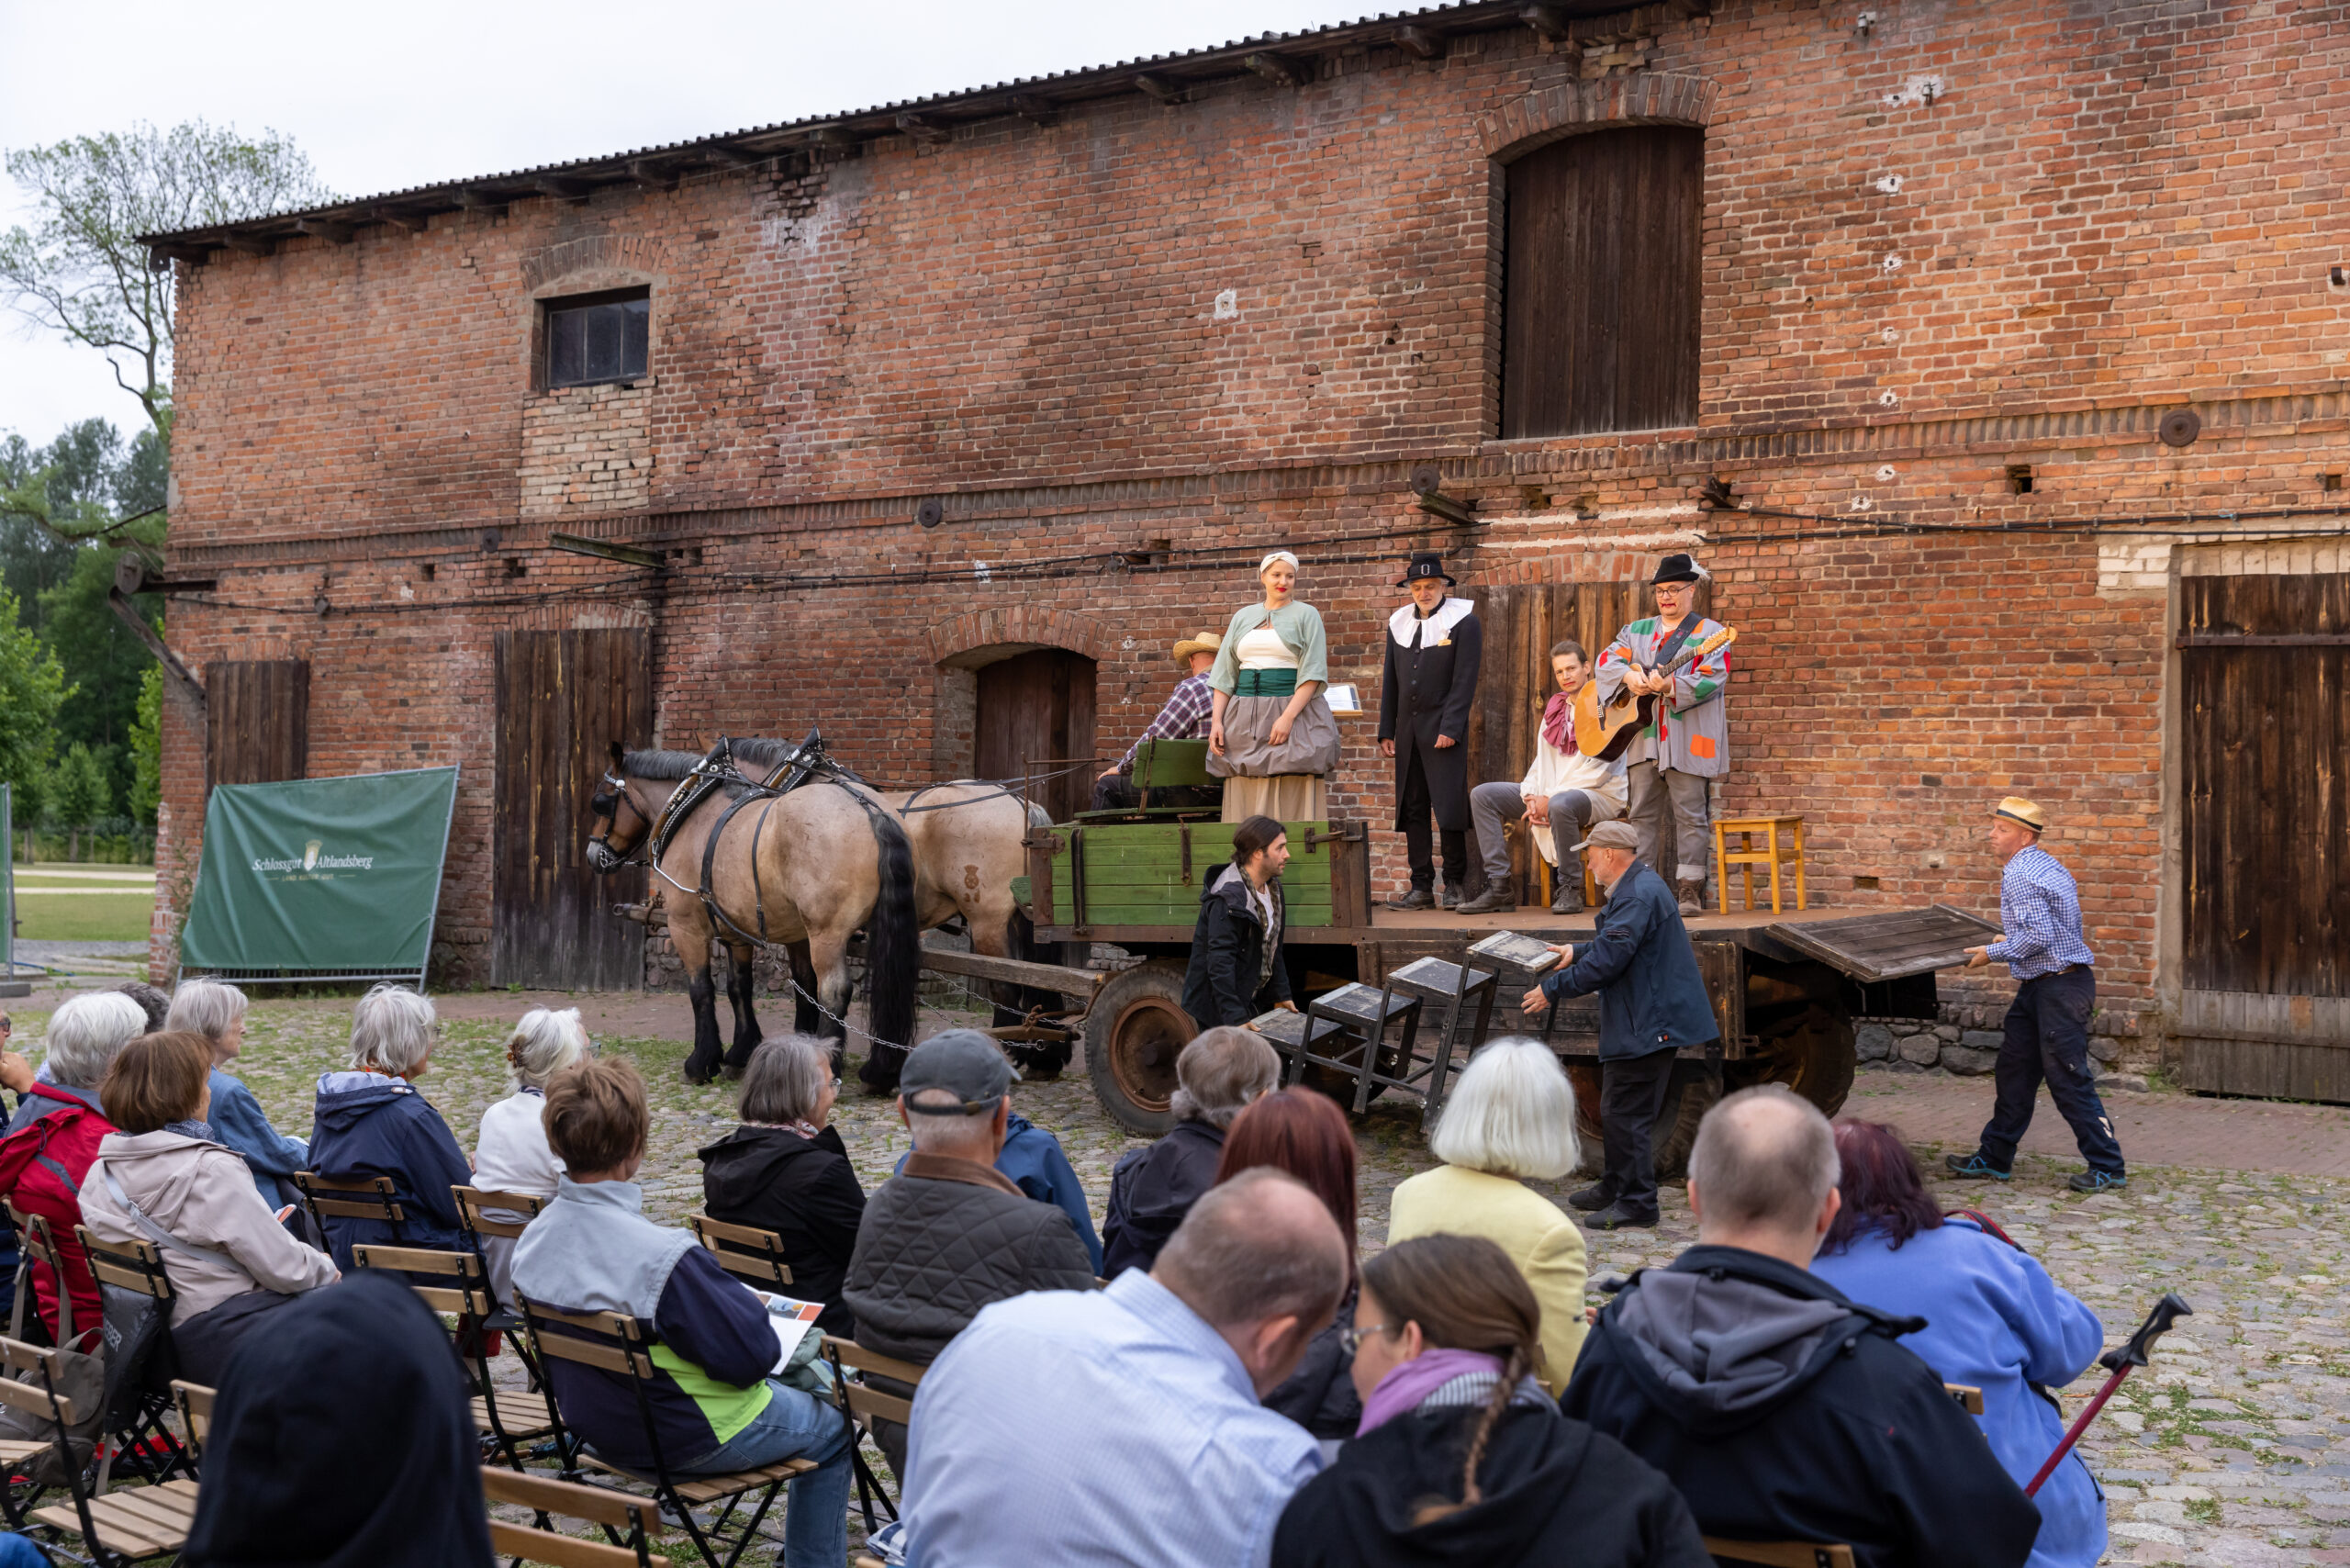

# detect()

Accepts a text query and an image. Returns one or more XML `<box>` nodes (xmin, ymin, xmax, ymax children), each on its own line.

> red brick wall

<box><xmin>155</xmin><ymin>2</ymin><xmax>2350</xmax><ymax>1055</ymax></box>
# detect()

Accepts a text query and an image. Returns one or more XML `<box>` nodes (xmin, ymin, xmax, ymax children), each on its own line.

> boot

<box><xmin>1676</xmin><ymin>879</ymin><xmax>1706</xmax><ymax>917</ymax></box>
<box><xmin>1550</xmin><ymin>879</ymin><xmax>1585</xmax><ymax>915</ymax></box>
<box><xmin>1439</xmin><ymin>881</ymin><xmax>1465</xmax><ymax>911</ymax></box>
<box><xmin>1454</xmin><ymin>885</ymin><xmax>1516</xmax><ymax>915</ymax></box>
<box><xmin>1567</xmin><ymin>1182</ymin><xmax>1617</xmax><ymax>1212</ymax></box>
<box><xmin>1387</xmin><ymin>886</ymin><xmax>1437</xmax><ymax>911</ymax></box>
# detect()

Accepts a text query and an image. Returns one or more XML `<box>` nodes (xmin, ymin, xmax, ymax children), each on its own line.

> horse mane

<box><xmin>621</xmin><ymin>737</ymin><xmax>804</xmax><ymax>780</ymax></box>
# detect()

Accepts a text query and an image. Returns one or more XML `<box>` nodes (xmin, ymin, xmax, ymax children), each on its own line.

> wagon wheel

<box><xmin>1083</xmin><ymin>960</ymin><xmax>1197</xmax><ymax>1137</ymax></box>
<box><xmin>1729</xmin><ymin>1002</ymin><xmax>1856</xmax><ymax>1118</ymax></box>
<box><xmin>1561</xmin><ymin>1058</ymin><xmax>1721</xmax><ymax>1182</ymax></box>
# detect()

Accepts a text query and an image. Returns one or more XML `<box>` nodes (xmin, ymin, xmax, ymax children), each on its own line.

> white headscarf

<box><xmin>1259</xmin><ymin>550</ymin><xmax>1301</xmax><ymax>575</ymax></box>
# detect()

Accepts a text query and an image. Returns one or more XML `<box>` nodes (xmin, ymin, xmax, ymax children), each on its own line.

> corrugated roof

<box><xmin>141</xmin><ymin>0</ymin><xmax>1691</xmax><ymax>254</ymax></box>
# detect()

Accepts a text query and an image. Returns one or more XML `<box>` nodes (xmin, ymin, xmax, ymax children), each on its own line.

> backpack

<box><xmin>0</xmin><ymin>1086</ymin><xmax>116</xmax><ymax>1350</ymax></box>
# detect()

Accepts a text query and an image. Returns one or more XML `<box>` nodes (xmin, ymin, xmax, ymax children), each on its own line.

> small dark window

<box><xmin>544</xmin><ymin>288</ymin><xmax>650</xmax><ymax>387</ymax></box>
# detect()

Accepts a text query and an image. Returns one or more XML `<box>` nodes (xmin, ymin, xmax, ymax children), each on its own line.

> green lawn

<box><xmin>9</xmin><ymin>865</ymin><xmax>156</xmax><ymax>942</ymax></box>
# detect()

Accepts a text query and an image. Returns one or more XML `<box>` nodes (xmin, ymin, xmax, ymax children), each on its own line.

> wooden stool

<box><xmin>1713</xmin><ymin>815</ymin><xmax>1807</xmax><ymax>913</ymax></box>
<box><xmin>1508</xmin><ymin>821</ymin><xmax>1601</xmax><ymax>910</ymax></box>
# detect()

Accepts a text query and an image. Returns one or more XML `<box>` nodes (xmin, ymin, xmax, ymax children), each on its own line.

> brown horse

<box><xmin>588</xmin><ymin>743</ymin><xmax>921</xmax><ymax>1088</ymax></box>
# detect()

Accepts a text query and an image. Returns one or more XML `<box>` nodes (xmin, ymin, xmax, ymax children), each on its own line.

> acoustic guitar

<box><xmin>1572</xmin><ymin>625</ymin><xmax>1738</xmax><ymax>761</ymax></box>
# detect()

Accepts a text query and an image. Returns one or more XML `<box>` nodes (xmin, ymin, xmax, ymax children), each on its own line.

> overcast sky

<box><xmin>0</xmin><ymin>0</ymin><xmax>1373</xmax><ymax>450</ymax></box>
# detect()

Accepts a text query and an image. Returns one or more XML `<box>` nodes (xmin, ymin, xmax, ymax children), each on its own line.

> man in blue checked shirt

<box><xmin>1948</xmin><ymin>796</ymin><xmax>2128</xmax><ymax>1193</ymax></box>
<box><xmin>1091</xmin><ymin>631</ymin><xmax>1224</xmax><ymax>812</ymax></box>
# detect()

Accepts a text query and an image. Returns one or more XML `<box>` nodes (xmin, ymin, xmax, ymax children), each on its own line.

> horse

<box><xmin>587</xmin><ymin>740</ymin><xmax>921</xmax><ymax>1089</ymax></box>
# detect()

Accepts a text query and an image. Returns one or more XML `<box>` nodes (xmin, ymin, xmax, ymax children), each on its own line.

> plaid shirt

<box><xmin>1985</xmin><ymin>844</ymin><xmax>2094</xmax><ymax>980</ymax></box>
<box><xmin>1116</xmin><ymin>673</ymin><xmax>1214</xmax><ymax>772</ymax></box>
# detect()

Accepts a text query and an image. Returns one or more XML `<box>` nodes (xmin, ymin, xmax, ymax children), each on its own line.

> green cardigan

<box><xmin>1209</xmin><ymin>600</ymin><xmax>1329</xmax><ymax>691</ymax></box>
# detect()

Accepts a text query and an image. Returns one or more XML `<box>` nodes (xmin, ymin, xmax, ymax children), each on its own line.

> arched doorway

<box><xmin>974</xmin><ymin>648</ymin><xmax>1097</xmax><ymax>824</ymax></box>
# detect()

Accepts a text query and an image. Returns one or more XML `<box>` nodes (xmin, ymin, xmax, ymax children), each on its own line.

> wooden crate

<box><xmin>1030</xmin><ymin>819</ymin><xmax>1369</xmax><ymax>932</ymax></box>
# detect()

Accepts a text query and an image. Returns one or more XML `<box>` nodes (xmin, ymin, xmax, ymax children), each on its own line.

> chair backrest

<box><xmin>1132</xmin><ymin>737</ymin><xmax>1214</xmax><ymax>790</ymax></box>
<box><xmin>292</xmin><ymin>1170</ymin><xmax>405</xmax><ymax>1224</ymax></box>
<box><xmin>687</xmin><ymin>1214</ymin><xmax>794</xmax><ymax>1290</ymax></box>
<box><xmin>1942</xmin><ymin>1383</ymin><xmax>1985</xmax><ymax>1416</ymax></box>
<box><xmin>75</xmin><ymin>1226</ymin><xmax>176</xmax><ymax>1305</ymax></box>
<box><xmin>480</xmin><ymin>1467</ymin><xmax>668</xmax><ymax>1568</ymax></box>
<box><xmin>824</xmin><ymin>1337</ymin><xmax>927</xmax><ymax>1426</ymax></box>
<box><xmin>1702</xmin><ymin>1540</ymin><xmax>1856</xmax><ymax>1568</ymax></box>
<box><xmin>453</xmin><ymin>1184</ymin><xmax>545</xmax><ymax>1242</ymax></box>
<box><xmin>350</xmin><ymin>1244</ymin><xmax>494</xmax><ymax>1318</ymax></box>
<box><xmin>0</xmin><ymin>1336</ymin><xmax>77</xmax><ymax>1428</ymax></box>
<box><xmin>517</xmin><ymin>1295</ymin><xmax>658</xmax><ymax>1382</ymax></box>
<box><xmin>171</xmin><ymin>1380</ymin><xmax>214</xmax><ymax>1450</ymax></box>
<box><xmin>7</xmin><ymin>1200</ymin><xmax>69</xmax><ymax>1340</ymax></box>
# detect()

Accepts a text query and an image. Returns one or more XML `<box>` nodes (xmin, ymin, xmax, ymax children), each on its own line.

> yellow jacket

<box><xmin>1385</xmin><ymin>1162</ymin><xmax>1589</xmax><ymax>1393</ymax></box>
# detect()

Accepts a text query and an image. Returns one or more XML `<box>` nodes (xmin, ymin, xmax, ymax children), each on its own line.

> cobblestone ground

<box><xmin>10</xmin><ymin>994</ymin><xmax>2347</xmax><ymax>1565</ymax></box>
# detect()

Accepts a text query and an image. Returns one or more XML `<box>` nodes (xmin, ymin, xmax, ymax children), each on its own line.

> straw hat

<box><xmin>1994</xmin><ymin>796</ymin><xmax>2047</xmax><ymax>832</ymax></box>
<box><xmin>1170</xmin><ymin>631</ymin><xmax>1223</xmax><ymax>666</ymax></box>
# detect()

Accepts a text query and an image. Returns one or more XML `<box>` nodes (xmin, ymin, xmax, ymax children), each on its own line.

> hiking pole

<box><xmin>2024</xmin><ymin>1292</ymin><xmax>2192</xmax><ymax>1496</ymax></box>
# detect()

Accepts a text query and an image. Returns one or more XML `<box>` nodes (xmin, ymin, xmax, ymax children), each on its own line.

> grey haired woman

<box><xmin>470</xmin><ymin>1007</ymin><xmax>592</xmax><ymax>1307</ymax></box>
<box><xmin>1206</xmin><ymin>551</ymin><xmax>1342</xmax><ymax>823</ymax></box>
<box><xmin>697</xmin><ymin>1036</ymin><xmax>866</xmax><ymax>1335</ymax></box>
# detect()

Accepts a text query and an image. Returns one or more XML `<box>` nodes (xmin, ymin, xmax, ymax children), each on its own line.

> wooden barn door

<box><xmin>493</xmin><ymin>629</ymin><xmax>653</xmax><ymax>990</ymax></box>
<box><xmin>975</xmin><ymin>649</ymin><xmax>1097</xmax><ymax>825</ymax></box>
<box><xmin>1464</xmin><ymin>580</ymin><xmax>1707</xmax><ymax>900</ymax></box>
<box><xmin>207</xmin><ymin>660</ymin><xmax>308</xmax><ymax>790</ymax></box>
<box><xmin>2176</xmin><ymin>568</ymin><xmax>2350</xmax><ymax>1100</ymax></box>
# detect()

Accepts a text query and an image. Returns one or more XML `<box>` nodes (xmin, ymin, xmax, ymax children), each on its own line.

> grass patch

<box><xmin>10</xmin><ymin>892</ymin><xmax>153</xmax><ymax>942</ymax></box>
<box><xmin>2183</xmin><ymin>1498</ymin><xmax>2221</xmax><ymax>1525</ymax></box>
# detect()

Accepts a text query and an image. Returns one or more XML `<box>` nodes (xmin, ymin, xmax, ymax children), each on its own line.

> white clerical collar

<box><xmin>1388</xmin><ymin>597</ymin><xmax>1474</xmax><ymax>648</ymax></box>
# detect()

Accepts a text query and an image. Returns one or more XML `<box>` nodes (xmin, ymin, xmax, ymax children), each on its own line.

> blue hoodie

<box><xmin>307</xmin><ymin>1070</ymin><xmax>473</xmax><ymax>1268</ymax></box>
<box><xmin>892</xmin><ymin>1113</ymin><xmax>1102</xmax><ymax>1274</ymax></box>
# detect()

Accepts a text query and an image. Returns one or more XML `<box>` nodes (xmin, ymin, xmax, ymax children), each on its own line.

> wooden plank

<box><xmin>489</xmin><ymin>1520</ymin><xmax>668</xmax><ymax>1568</ymax></box>
<box><xmin>1763</xmin><ymin>905</ymin><xmax>1998</xmax><ymax>982</ymax></box>
<box><xmin>913</xmin><ymin>943</ymin><xmax>1102</xmax><ymax>997</ymax></box>
<box><xmin>207</xmin><ymin>659</ymin><xmax>308</xmax><ymax>791</ymax></box>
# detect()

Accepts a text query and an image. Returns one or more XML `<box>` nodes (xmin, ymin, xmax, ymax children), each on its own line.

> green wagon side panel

<box><xmin>1046</xmin><ymin>819</ymin><xmax>1342</xmax><ymax>929</ymax></box>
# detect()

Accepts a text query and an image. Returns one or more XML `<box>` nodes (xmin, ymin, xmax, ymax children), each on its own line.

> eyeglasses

<box><xmin>1338</xmin><ymin>1322</ymin><xmax>1404</xmax><ymax>1356</ymax></box>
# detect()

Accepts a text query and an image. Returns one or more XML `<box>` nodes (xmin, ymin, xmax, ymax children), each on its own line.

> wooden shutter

<box><xmin>1501</xmin><ymin>126</ymin><xmax>1703</xmax><ymax>438</ymax></box>
<box><xmin>206</xmin><ymin>661</ymin><xmax>308</xmax><ymax>790</ymax></box>
<box><xmin>976</xmin><ymin>650</ymin><xmax>1098</xmax><ymax>825</ymax></box>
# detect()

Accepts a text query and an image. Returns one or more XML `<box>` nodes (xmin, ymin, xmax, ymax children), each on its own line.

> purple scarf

<box><xmin>1357</xmin><ymin>1348</ymin><xmax>1506</xmax><ymax>1437</ymax></box>
<box><xmin>1540</xmin><ymin>691</ymin><xmax>1575</xmax><ymax>755</ymax></box>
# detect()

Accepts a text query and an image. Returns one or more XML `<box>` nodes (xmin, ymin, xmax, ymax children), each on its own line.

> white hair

<box><xmin>505</xmin><ymin>1006</ymin><xmax>590</xmax><ymax>1091</ymax></box>
<box><xmin>42</xmin><ymin>991</ymin><xmax>150</xmax><ymax>1090</ymax></box>
<box><xmin>1428</xmin><ymin>1036</ymin><xmax>1580</xmax><ymax>1181</ymax></box>
<box><xmin>165</xmin><ymin>978</ymin><xmax>249</xmax><ymax>1045</ymax></box>
<box><xmin>350</xmin><ymin>983</ymin><xmax>438</xmax><ymax>1076</ymax></box>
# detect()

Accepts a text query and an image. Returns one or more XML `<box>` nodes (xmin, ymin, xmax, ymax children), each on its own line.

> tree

<box><xmin>0</xmin><ymin>582</ymin><xmax>72</xmax><ymax>853</ymax></box>
<box><xmin>0</xmin><ymin>121</ymin><xmax>335</xmax><ymax>443</ymax></box>
<box><xmin>50</xmin><ymin>742</ymin><xmax>112</xmax><ymax>859</ymax></box>
<box><xmin>129</xmin><ymin>663</ymin><xmax>162</xmax><ymax>829</ymax></box>
<box><xmin>40</xmin><ymin>540</ymin><xmax>162</xmax><ymax>809</ymax></box>
<box><xmin>1</xmin><ymin>419</ymin><xmax>151</xmax><ymax>619</ymax></box>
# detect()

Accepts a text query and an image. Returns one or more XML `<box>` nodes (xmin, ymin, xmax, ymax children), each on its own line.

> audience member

<box><xmin>845</xmin><ymin>1031</ymin><xmax>1094</xmax><ymax>1473</ymax></box>
<box><xmin>513</xmin><ymin>1057</ymin><xmax>850</xmax><ymax>1568</ymax></box>
<box><xmin>114</xmin><ymin>981</ymin><xmax>171</xmax><ymax>1034</ymax></box>
<box><xmin>1387</xmin><ymin>1038</ymin><xmax>1588</xmax><ymax>1391</ymax></box>
<box><xmin>1273</xmin><ymin>1233</ymin><xmax>1709</xmax><ymax>1568</ymax></box>
<box><xmin>1561</xmin><ymin>1086</ymin><xmax>2041</xmax><ymax>1568</ymax></box>
<box><xmin>1214</xmin><ymin>1088</ymin><xmax>1364</xmax><ymax>1440</ymax></box>
<box><xmin>1102</xmin><ymin>1026</ymin><xmax>1279</xmax><ymax>1278</ymax></box>
<box><xmin>471</xmin><ymin>1006</ymin><xmax>591</xmax><ymax>1308</ymax></box>
<box><xmin>306</xmin><ymin>984</ymin><xmax>473</xmax><ymax>1269</ymax></box>
<box><xmin>904</xmin><ymin>1168</ymin><xmax>1348</xmax><ymax>1568</ymax></box>
<box><xmin>166</xmin><ymin>979</ymin><xmax>314</xmax><ymax>1212</ymax></box>
<box><xmin>0</xmin><ymin>990</ymin><xmax>144</xmax><ymax>1343</ymax></box>
<box><xmin>181</xmin><ymin>1271</ymin><xmax>493</xmax><ymax>1568</ymax></box>
<box><xmin>887</xmin><ymin>1027</ymin><xmax>1102</xmax><ymax>1271</ymax></box>
<box><xmin>79</xmin><ymin>1031</ymin><xmax>340</xmax><ymax>1385</ymax></box>
<box><xmin>1812</xmin><ymin>1119</ymin><xmax>2106</xmax><ymax>1568</ymax></box>
<box><xmin>699</xmin><ymin>1034</ymin><xmax>866</xmax><ymax>1335</ymax></box>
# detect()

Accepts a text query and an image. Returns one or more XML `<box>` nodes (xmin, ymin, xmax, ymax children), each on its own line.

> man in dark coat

<box><xmin>1523</xmin><ymin>820</ymin><xmax>1717</xmax><ymax>1230</ymax></box>
<box><xmin>1378</xmin><ymin>552</ymin><xmax>1482</xmax><ymax>910</ymax></box>
<box><xmin>1181</xmin><ymin>823</ymin><xmax>1295</xmax><ymax>1027</ymax></box>
<box><xmin>1561</xmin><ymin>1087</ymin><xmax>2042</xmax><ymax>1568</ymax></box>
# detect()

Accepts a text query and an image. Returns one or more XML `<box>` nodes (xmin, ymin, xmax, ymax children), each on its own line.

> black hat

<box><xmin>1651</xmin><ymin>553</ymin><xmax>1705</xmax><ymax>586</ymax></box>
<box><xmin>1396</xmin><ymin>551</ymin><xmax>1456</xmax><ymax>588</ymax></box>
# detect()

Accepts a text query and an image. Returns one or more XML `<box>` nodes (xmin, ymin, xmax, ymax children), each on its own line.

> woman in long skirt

<box><xmin>1207</xmin><ymin>552</ymin><xmax>1342</xmax><ymax>823</ymax></box>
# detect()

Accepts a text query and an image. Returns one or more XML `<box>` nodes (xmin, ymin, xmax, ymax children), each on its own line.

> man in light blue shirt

<box><xmin>901</xmin><ymin>1168</ymin><xmax>1348</xmax><ymax>1568</ymax></box>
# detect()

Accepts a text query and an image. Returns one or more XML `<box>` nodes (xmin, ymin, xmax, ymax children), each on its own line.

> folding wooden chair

<box><xmin>169</xmin><ymin>1382</ymin><xmax>212</xmax><ymax>1463</ymax></box>
<box><xmin>481</xmin><ymin>1465</ymin><xmax>669</xmax><ymax>1568</ymax></box>
<box><xmin>350</xmin><ymin>1244</ymin><xmax>559</xmax><ymax>1472</ymax></box>
<box><xmin>822</xmin><ymin>1338</ymin><xmax>924</xmax><ymax>1532</ymax></box>
<box><xmin>1703</xmin><ymin>1540</ymin><xmax>1855</xmax><ymax>1568</ymax></box>
<box><xmin>516</xmin><ymin>1291</ymin><xmax>812</xmax><ymax>1568</ymax></box>
<box><xmin>8</xmin><ymin>1202</ymin><xmax>88</xmax><ymax>1350</ymax></box>
<box><xmin>4</xmin><ymin>1335</ymin><xmax>196</xmax><ymax>1566</ymax></box>
<box><xmin>453</xmin><ymin>1183</ymin><xmax>548</xmax><ymax>1304</ymax></box>
<box><xmin>291</xmin><ymin>1170</ymin><xmax>405</xmax><ymax>1242</ymax></box>
<box><xmin>687</xmin><ymin>1215</ymin><xmax>794</xmax><ymax>1293</ymax></box>
<box><xmin>74</xmin><ymin>1228</ymin><xmax>195</xmax><ymax>1490</ymax></box>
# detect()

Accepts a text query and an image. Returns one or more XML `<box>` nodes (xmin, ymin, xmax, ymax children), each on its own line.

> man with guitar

<box><xmin>1594</xmin><ymin>554</ymin><xmax>1731</xmax><ymax>918</ymax></box>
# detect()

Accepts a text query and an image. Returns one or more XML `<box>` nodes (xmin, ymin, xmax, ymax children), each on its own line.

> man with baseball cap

<box><xmin>1520</xmin><ymin>818</ymin><xmax>1720</xmax><ymax>1228</ymax></box>
<box><xmin>1949</xmin><ymin>798</ymin><xmax>2127</xmax><ymax>1192</ymax></box>
<box><xmin>1093</xmin><ymin>632</ymin><xmax>1225</xmax><ymax>812</ymax></box>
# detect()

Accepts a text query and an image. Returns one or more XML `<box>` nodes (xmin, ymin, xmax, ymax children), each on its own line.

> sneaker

<box><xmin>1583</xmin><ymin>1204</ymin><xmax>1658</xmax><ymax>1231</ymax></box>
<box><xmin>1944</xmin><ymin>1152</ymin><xmax>2012</xmax><ymax>1182</ymax></box>
<box><xmin>2067</xmin><ymin>1170</ymin><xmax>2129</xmax><ymax>1193</ymax></box>
<box><xmin>1454</xmin><ymin>886</ymin><xmax>1516</xmax><ymax>915</ymax></box>
<box><xmin>1567</xmin><ymin>1183</ymin><xmax>1617</xmax><ymax>1212</ymax></box>
<box><xmin>1386</xmin><ymin>887</ymin><xmax>1436</xmax><ymax>911</ymax></box>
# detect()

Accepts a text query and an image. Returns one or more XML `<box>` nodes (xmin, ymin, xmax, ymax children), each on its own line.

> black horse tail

<box><xmin>856</xmin><ymin>801</ymin><xmax>922</xmax><ymax>1093</ymax></box>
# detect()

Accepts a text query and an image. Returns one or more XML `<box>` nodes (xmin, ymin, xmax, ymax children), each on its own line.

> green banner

<box><xmin>180</xmin><ymin>767</ymin><xmax>458</xmax><ymax>981</ymax></box>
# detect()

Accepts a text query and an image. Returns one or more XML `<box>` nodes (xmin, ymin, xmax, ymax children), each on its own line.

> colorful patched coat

<box><xmin>1595</xmin><ymin>614</ymin><xmax>1731</xmax><ymax>778</ymax></box>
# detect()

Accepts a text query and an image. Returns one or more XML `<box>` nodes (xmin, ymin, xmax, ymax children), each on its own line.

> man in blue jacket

<box><xmin>1520</xmin><ymin>820</ymin><xmax>1716</xmax><ymax>1230</ymax></box>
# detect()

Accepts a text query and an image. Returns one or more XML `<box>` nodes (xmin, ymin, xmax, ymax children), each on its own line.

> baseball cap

<box><xmin>899</xmin><ymin>1029</ymin><xmax>1014</xmax><ymax>1114</ymax></box>
<box><xmin>1569</xmin><ymin>820</ymin><xmax>1640</xmax><ymax>855</ymax></box>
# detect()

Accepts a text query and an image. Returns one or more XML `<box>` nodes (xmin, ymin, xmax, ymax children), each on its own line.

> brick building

<box><xmin>146</xmin><ymin>0</ymin><xmax>2350</xmax><ymax>1096</ymax></box>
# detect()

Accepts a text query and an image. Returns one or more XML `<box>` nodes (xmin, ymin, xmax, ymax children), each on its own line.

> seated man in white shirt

<box><xmin>1460</xmin><ymin>640</ymin><xmax>1629</xmax><ymax>915</ymax></box>
<box><xmin>900</xmin><ymin>1168</ymin><xmax>1348</xmax><ymax>1568</ymax></box>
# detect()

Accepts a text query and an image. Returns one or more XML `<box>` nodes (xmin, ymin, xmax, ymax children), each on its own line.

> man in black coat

<box><xmin>1560</xmin><ymin>1086</ymin><xmax>2042</xmax><ymax>1568</ymax></box>
<box><xmin>1378</xmin><ymin>552</ymin><xmax>1483</xmax><ymax>909</ymax></box>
